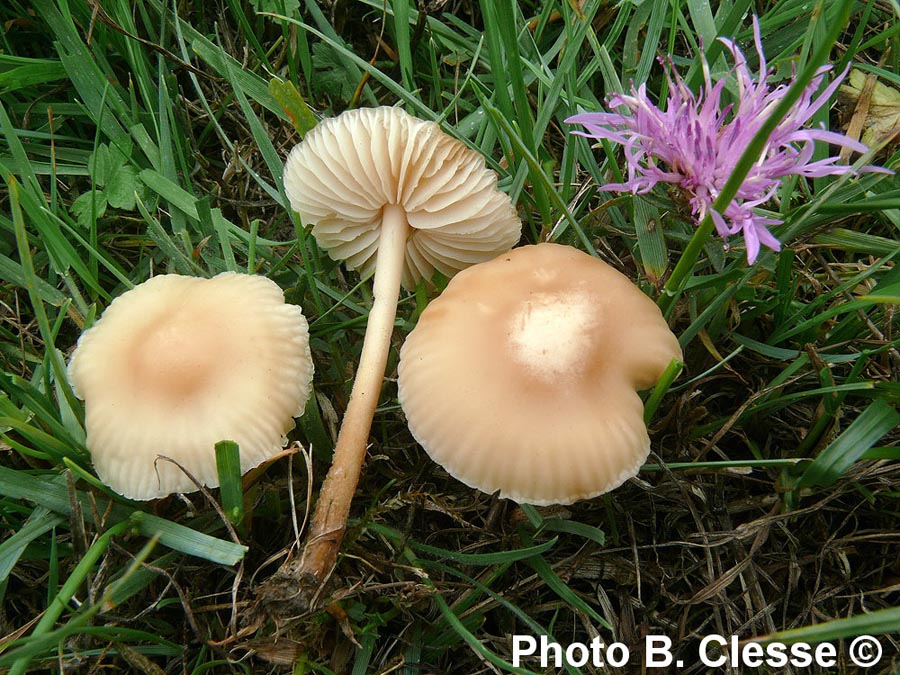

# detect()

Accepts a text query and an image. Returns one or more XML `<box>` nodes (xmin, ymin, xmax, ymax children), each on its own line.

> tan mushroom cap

<box><xmin>283</xmin><ymin>106</ymin><xmax>521</xmax><ymax>289</ymax></box>
<box><xmin>67</xmin><ymin>272</ymin><xmax>314</xmax><ymax>500</ymax></box>
<box><xmin>397</xmin><ymin>243</ymin><xmax>682</xmax><ymax>505</ymax></box>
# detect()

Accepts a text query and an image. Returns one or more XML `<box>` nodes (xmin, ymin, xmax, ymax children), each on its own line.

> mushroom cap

<box><xmin>67</xmin><ymin>272</ymin><xmax>314</xmax><ymax>500</ymax></box>
<box><xmin>283</xmin><ymin>106</ymin><xmax>521</xmax><ymax>289</ymax></box>
<box><xmin>397</xmin><ymin>243</ymin><xmax>682</xmax><ymax>505</ymax></box>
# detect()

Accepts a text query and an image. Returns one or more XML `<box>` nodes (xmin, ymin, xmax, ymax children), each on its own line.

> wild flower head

<box><xmin>567</xmin><ymin>18</ymin><xmax>884</xmax><ymax>264</ymax></box>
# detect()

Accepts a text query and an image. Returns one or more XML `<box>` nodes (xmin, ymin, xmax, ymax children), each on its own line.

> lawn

<box><xmin>1</xmin><ymin>0</ymin><xmax>899</xmax><ymax>673</ymax></box>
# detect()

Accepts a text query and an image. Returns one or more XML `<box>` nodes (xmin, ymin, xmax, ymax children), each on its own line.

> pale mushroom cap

<box><xmin>397</xmin><ymin>243</ymin><xmax>682</xmax><ymax>505</ymax></box>
<box><xmin>67</xmin><ymin>272</ymin><xmax>314</xmax><ymax>500</ymax></box>
<box><xmin>283</xmin><ymin>106</ymin><xmax>521</xmax><ymax>289</ymax></box>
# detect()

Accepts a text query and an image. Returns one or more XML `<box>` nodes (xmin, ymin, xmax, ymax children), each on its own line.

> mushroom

<box><xmin>282</xmin><ymin>106</ymin><xmax>520</xmax><ymax>584</ymax></box>
<box><xmin>397</xmin><ymin>243</ymin><xmax>682</xmax><ymax>505</ymax></box>
<box><xmin>67</xmin><ymin>272</ymin><xmax>314</xmax><ymax>500</ymax></box>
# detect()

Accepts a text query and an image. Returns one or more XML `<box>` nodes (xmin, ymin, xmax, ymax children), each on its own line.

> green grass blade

<box><xmin>132</xmin><ymin>513</ymin><xmax>247</xmax><ymax>566</ymax></box>
<box><xmin>8</xmin><ymin>518</ymin><xmax>132</xmax><ymax>675</ymax></box>
<box><xmin>633</xmin><ymin>195</ymin><xmax>668</xmax><ymax>282</ymax></box>
<box><xmin>7</xmin><ymin>178</ymin><xmax>77</xmax><ymax>412</ymax></box>
<box><xmin>214</xmin><ymin>441</ymin><xmax>244</xmax><ymax>526</ymax></box>
<box><xmin>370</xmin><ymin>523</ymin><xmax>558</xmax><ymax>565</ymax></box>
<box><xmin>643</xmin><ymin>359</ymin><xmax>685</xmax><ymax>423</ymax></box>
<box><xmin>797</xmin><ymin>399</ymin><xmax>900</xmax><ymax>489</ymax></box>
<box><xmin>522</xmin><ymin>538</ymin><xmax>611</xmax><ymax>629</ymax></box>
<box><xmin>538</xmin><ymin>518</ymin><xmax>606</xmax><ymax>546</ymax></box>
<box><xmin>482</xmin><ymin>101</ymin><xmax>587</xmax><ymax>248</ymax></box>
<box><xmin>0</xmin><ymin>507</ymin><xmax>64</xmax><ymax>583</ymax></box>
<box><xmin>392</xmin><ymin>0</ymin><xmax>414</xmax><ymax>92</ymax></box>
<box><xmin>431</xmin><ymin>591</ymin><xmax>542</xmax><ymax>675</ymax></box>
<box><xmin>0</xmin><ymin>465</ymin><xmax>246</xmax><ymax>565</ymax></box>
<box><xmin>754</xmin><ymin>606</ymin><xmax>900</xmax><ymax>644</ymax></box>
<box><xmin>269</xmin><ymin>78</ymin><xmax>318</xmax><ymax>137</ymax></box>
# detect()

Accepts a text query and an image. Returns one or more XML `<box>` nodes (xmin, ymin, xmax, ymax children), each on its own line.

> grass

<box><xmin>1</xmin><ymin>0</ymin><xmax>899</xmax><ymax>672</ymax></box>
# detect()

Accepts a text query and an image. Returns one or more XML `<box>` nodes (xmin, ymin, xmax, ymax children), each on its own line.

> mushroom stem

<box><xmin>299</xmin><ymin>203</ymin><xmax>409</xmax><ymax>585</ymax></box>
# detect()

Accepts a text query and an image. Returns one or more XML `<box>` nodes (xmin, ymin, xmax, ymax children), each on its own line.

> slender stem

<box><xmin>297</xmin><ymin>203</ymin><xmax>409</xmax><ymax>584</ymax></box>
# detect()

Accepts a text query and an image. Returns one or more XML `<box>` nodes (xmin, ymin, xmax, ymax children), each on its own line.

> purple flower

<box><xmin>567</xmin><ymin>18</ymin><xmax>885</xmax><ymax>264</ymax></box>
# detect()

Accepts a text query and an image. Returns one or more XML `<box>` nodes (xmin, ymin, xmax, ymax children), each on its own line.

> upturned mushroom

<box><xmin>397</xmin><ymin>243</ymin><xmax>682</xmax><ymax>505</ymax></box>
<box><xmin>67</xmin><ymin>272</ymin><xmax>314</xmax><ymax>500</ymax></box>
<box><xmin>281</xmin><ymin>106</ymin><xmax>520</xmax><ymax>586</ymax></box>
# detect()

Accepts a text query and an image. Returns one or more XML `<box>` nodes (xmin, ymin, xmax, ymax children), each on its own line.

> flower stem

<box><xmin>296</xmin><ymin>203</ymin><xmax>409</xmax><ymax>586</ymax></box>
<box><xmin>658</xmin><ymin>0</ymin><xmax>854</xmax><ymax>318</ymax></box>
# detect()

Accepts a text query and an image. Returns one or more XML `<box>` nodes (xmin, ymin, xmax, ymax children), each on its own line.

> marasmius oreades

<box><xmin>267</xmin><ymin>106</ymin><xmax>521</xmax><ymax>607</ymax></box>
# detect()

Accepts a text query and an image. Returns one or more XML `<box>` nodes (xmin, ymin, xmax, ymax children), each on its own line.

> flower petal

<box><xmin>566</xmin><ymin>16</ymin><xmax>889</xmax><ymax>266</ymax></box>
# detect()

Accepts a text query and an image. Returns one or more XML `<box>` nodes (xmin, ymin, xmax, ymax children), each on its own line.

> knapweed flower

<box><xmin>567</xmin><ymin>18</ymin><xmax>884</xmax><ymax>264</ymax></box>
